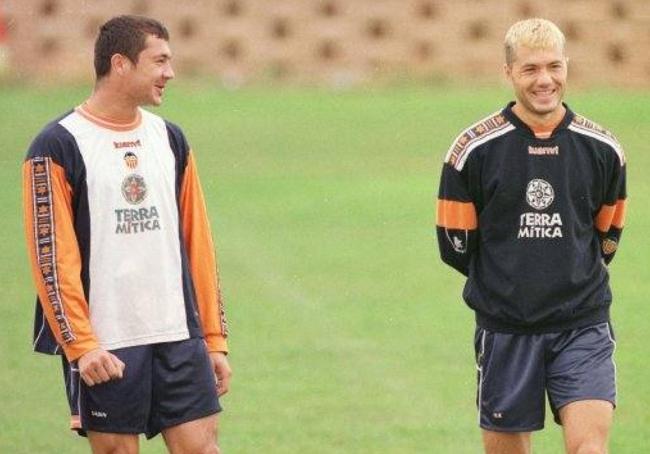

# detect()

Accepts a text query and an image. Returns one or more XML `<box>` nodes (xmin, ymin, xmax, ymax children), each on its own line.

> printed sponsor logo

<box><xmin>124</xmin><ymin>151</ymin><xmax>138</xmax><ymax>169</ymax></box>
<box><xmin>91</xmin><ymin>410</ymin><xmax>107</xmax><ymax>418</ymax></box>
<box><xmin>115</xmin><ymin>206</ymin><xmax>161</xmax><ymax>234</ymax></box>
<box><xmin>121</xmin><ymin>174</ymin><xmax>147</xmax><ymax>205</ymax></box>
<box><xmin>528</xmin><ymin>145</ymin><xmax>559</xmax><ymax>156</ymax></box>
<box><xmin>518</xmin><ymin>212</ymin><xmax>563</xmax><ymax>238</ymax></box>
<box><xmin>113</xmin><ymin>139</ymin><xmax>141</xmax><ymax>149</ymax></box>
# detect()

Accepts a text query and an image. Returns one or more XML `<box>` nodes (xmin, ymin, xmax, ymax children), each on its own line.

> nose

<box><xmin>537</xmin><ymin>68</ymin><xmax>552</xmax><ymax>85</ymax></box>
<box><xmin>164</xmin><ymin>63</ymin><xmax>175</xmax><ymax>80</ymax></box>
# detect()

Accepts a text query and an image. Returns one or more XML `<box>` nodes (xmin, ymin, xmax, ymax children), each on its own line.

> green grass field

<box><xmin>1</xmin><ymin>83</ymin><xmax>649</xmax><ymax>453</ymax></box>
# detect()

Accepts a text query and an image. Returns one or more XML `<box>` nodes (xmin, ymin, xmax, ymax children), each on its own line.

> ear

<box><xmin>110</xmin><ymin>54</ymin><xmax>131</xmax><ymax>76</ymax></box>
<box><xmin>503</xmin><ymin>63</ymin><xmax>512</xmax><ymax>81</ymax></box>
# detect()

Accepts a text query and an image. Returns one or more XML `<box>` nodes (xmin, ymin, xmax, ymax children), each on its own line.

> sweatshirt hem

<box><xmin>475</xmin><ymin>305</ymin><xmax>610</xmax><ymax>334</ymax></box>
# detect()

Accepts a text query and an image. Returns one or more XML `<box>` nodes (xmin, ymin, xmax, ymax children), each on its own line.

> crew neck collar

<box><xmin>502</xmin><ymin>101</ymin><xmax>574</xmax><ymax>139</ymax></box>
<box><xmin>76</xmin><ymin>102</ymin><xmax>143</xmax><ymax>132</ymax></box>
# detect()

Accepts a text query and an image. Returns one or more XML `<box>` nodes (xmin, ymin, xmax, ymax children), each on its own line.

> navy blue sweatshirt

<box><xmin>437</xmin><ymin>102</ymin><xmax>626</xmax><ymax>333</ymax></box>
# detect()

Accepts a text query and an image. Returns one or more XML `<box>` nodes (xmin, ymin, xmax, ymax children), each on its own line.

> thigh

<box><xmin>80</xmin><ymin>344</ymin><xmax>153</xmax><ymax>435</ymax></box>
<box><xmin>88</xmin><ymin>431</ymin><xmax>139</xmax><ymax>454</ymax></box>
<box><xmin>147</xmin><ymin>338</ymin><xmax>221</xmax><ymax>439</ymax></box>
<box><xmin>475</xmin><ymin>328</ymin><xmax>546</xmax><ymax>432</ymax></box>
<box><xmin>559</xmin><ymin>400</ymin><xmax>613</xmax><ymax>454</ymax></box>
<box><xmin>482</xmin><ymin>430</ymin><xmax>532</xmax><ymax>454</ymax></box>
<box><xmin>162</xmin><ymin>414</ymin><xmax>219</xmax><ymax>454</ymax></box>
<box><xmin>546</xmin><ymin>322</ymin><xmax>616</xmax><ymax>423</ymax></box>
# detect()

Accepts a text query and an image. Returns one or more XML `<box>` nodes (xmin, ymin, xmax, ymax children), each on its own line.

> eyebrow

<box><xmin>521</xmin><ymin>60</ymin><xmax>563</xmax><ymax>68</ymax></box>
<box><xmin>153</xmin><ymin>52</ymin><xmax>173</xmax><ymax>60</ymax></box>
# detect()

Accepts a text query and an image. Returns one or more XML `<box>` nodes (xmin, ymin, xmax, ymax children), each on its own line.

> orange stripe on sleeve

<box><xmin>179</xmin><ymin>151</ymin><xmax>228</xmax><ymax>353</ymax></box>
<box><xmin>23</xmin><ymin>158</ymin><xmax>98</xmax><ymax>361</ymax></box>
<box><xmin>594</xmin><ymin>204</ymin><xmax>615</xmax><ymax>233</ymax></box>
<box><xmin>612</xmin><ymin>199</ymin><xmax>626</xmax><ymax>229</ymax></box>
<box><xmin>437</xmin><ymin>199</ymin><xmax>478</xmax><ymax>230</ymax></box>
<box><xmin>595</xmin><ymin>199</ymin><xmax>626</xmax><ymax>233</ymax></box>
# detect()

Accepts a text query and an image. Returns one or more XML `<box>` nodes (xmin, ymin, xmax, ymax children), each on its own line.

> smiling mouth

<box><xmin>533</xmin><ymin>88</ymin><xmax>555</xmax><ymax>97</ymax></box>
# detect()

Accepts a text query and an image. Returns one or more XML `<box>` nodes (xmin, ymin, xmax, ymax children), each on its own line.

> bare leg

<box><xmin>560</xmin><ymin>400</ymin><xmax>613</xmax><ymax>454</ymax></box>
<box><xmin>87</xmin><ymin>432</ymin><xmax>139</xmax><ymax>454</ymax></box>
<box><xmin>162</xmin><ymin>414</ymin><xmax>219</xmax><ymax>454</ymax></box>
<box><xmin>482</xmin><ymin>430</ymin><xmax>532</xmax><ymax>454</ymax></box>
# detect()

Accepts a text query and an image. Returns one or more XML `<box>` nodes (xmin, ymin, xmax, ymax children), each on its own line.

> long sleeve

<box><xmin>23</xmin><ymin>155</ymin><xmax>99</xmax><ymax>361</ymax></box>
<box><xmin>594</xmin><ymin>152</ymin><xmax>627</xmax><ymax>264</ymax></box>
<box><xmin>436</xmin><ymin>162</ymin><xmax>479</xmax><ymax>276</ymax></box>
<box><xmin>179</xmin><ymin>151</ymin><xmax>229</xmax><ymax>353</ymax></box>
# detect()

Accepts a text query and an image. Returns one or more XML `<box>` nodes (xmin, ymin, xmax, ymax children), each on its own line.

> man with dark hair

<box><xmin>436</xmin><ymin>18</ymin><xmax>625</xmax><ymax>454</ymax></box>
<box><xmin>23</xmin><ymin>15</ymin><xmax>231</xmax><ymax>453</ymax></box>
<box><xmin>93</xmin><ymin>15</ymin><xmax>169</xmax><ymax>79</ymax></box>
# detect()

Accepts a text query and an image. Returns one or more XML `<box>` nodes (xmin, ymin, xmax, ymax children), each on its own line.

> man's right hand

<box><xmin>77</xmin><ymin>349</ymin><xmax>125</xmax><ymax>387</ymax></box>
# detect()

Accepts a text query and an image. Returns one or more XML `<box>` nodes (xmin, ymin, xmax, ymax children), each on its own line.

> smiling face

<box><xmin>505</xmin><ymin>44</ymin><xmax>567</xmax><ymax>121</ymax></box>
<box><xmin>123</xmin><ymin>35</ymin><xmax>175</xmax><ymax>106</ymax></box>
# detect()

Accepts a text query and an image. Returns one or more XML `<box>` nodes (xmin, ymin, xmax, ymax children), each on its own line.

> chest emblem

<box><xmin>121</xmin><ymin>174</ymin><xmax>147</xmax><ymax>205</ymax></box>
<box><xmin>124</xmin><ymin>151</ymin><xmax>139</xmax><ymax>169</ymax></box>
<box><xmin>526</xmin><ymin>179</ymin><xmax>554</xmax><ymax>210</ymax></box>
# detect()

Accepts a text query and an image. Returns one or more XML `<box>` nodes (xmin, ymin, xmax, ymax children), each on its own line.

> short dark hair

<box><xmin>94</xmin><ymin>15</ymin><xmax>169</xmax><ymax>79</ymax></box>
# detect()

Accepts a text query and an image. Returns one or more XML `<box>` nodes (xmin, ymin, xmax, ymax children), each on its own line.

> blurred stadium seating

<box><xmin>2</xmin><ymin>0</ymin><xmax>649</xmax><ymax>87</ymax></box>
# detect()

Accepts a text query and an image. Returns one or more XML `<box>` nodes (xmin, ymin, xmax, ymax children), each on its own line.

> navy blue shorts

<box><xmin>62</xmin><ymin>337</ymin><xmax>221</xmax><ymax>439</ymax></box>
<box><xmin>474</xmin><ymin>322</ymin><xmax>616</xmax><ymax>432</ymax></box>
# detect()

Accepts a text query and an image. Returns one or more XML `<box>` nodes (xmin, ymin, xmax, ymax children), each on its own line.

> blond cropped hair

<box><xmin>504</xmin><ymin>18</ymin><xmax>566</xmax><ymax>65</ymax></box>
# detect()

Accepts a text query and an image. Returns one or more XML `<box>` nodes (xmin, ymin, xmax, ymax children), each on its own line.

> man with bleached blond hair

<box><xmin>436</xmin><ymin>18</ymin><xmax>626</xmax><ymax>454</ymax></box>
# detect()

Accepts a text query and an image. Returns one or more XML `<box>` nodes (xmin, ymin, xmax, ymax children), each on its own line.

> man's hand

<box><xmin>77</xmin><ymin>348</ymin><xmax>125</xmax><ymax>387</ymax></box>
<box><xmin>209</xmin><ymin>352</ymin><xmax>232</xmax><ymax>396</ymax></box>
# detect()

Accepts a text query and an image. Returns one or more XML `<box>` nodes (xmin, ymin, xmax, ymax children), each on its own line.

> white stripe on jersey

<box><xmin>455</xmin><ymin>124</ymin><xmax>516</xmax><ymax>171</ymax></box>
<box><xmin>445</xmin><ymin>111</ymin><xmax>516</xmax><ymax>171</ymax></box>
<box><xmin>568</xmin><ymin>124</ymin><xmax>625</xmax><ymax>166</ymax></box>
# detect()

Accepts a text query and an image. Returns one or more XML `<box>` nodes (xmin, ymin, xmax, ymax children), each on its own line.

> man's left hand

<box><xmin>209</xmin><ymin>352</ymin><xmax>232</xmax><ymax>396</ymax></box>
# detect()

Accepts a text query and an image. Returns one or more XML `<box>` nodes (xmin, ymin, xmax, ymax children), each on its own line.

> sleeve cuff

<box><xmin>62</xmin><ymin>337</ymin><xmax>100</xmax><ymax>362</ymax></box>
<box><xmin>205</xmin><ymin>335</ymin><xmax>228</xmax><ymax>354</ymax></box>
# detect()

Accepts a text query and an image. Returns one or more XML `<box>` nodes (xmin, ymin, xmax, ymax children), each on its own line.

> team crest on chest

<box><xmin>121</xmin><ymin>174</ymin><xmax>147</xmax><ymax>205</ymax></box>
<box><xmin>123</xmin><ymin>151</ymin><xmax>138</xmax><ymax>169</ymax></box>
<box><xmin>526</xmin><ymin>179</ymin><xmax>554</xmax><ymax>210</ymax></box>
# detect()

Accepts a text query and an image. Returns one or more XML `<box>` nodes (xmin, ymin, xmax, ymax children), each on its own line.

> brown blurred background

<box><xmin>1</xmin><ymin>0</ymin><xmax>649</xmax><ymax>87</ymax></box>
